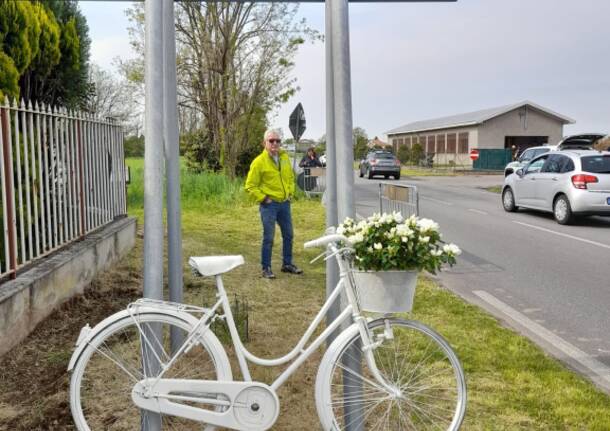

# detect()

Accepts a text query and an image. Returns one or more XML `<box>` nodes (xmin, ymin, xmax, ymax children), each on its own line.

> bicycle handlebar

<box><xmin>304</xmin><ymin>234</ymin><xmax>350</xmax><ymax>249</ymax></box>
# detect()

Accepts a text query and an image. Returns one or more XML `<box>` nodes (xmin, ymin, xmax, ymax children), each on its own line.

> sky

<box><xmin>81</xmin><ymin>0</ymin><xmax>610</xmax><ymax>142</ymax></box>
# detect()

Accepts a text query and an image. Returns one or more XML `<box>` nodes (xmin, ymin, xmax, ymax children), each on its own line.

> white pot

<box><xmin>352</xmin><ymin>270</ymin><xmax>418</xmax><ymax>313</ymax></box>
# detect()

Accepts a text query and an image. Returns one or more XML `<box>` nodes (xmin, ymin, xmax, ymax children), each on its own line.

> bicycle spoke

<box><xmin>322</xmin><ymin>319</ymin><xmax>465</xmax><ymax>430</ymax></box>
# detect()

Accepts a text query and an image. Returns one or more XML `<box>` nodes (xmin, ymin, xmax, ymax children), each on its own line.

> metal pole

<box><xmin>143</xmin><ymin>0</ymin><xmax>164</xmax><ymax>429</ymax></box>
<box><xmin>330</xmin><ymin>0</ymin><xmax>362</xmax><ymax>428</ymax></box>
<box><xmin>163</xmin><ymin>0</ymin><xmax>184</xmax><ymax>353</ymax></box>
<box><xmin>324</xmin><ymin>0</ymin><xmax>340</xmax><ymax>345</ymax></box>
<box><xmin>1</xmin><ymin>107</ymin><xmax>17</xmax><ymax>279</ymax></box>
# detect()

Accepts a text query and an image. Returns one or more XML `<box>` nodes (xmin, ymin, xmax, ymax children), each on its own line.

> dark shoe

<box><xmin>281</xmin><ymin>264</ymin><xmax>303</xmax><ymax>275</ymax></box>
<box><xmin>262</xmin><ymin>268</ymin><xmax>276</xmax><ymax>279</ymax></box>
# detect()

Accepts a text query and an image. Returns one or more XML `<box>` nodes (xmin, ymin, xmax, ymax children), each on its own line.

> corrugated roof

<box><xmin>385</xmin><ymin>101</ymin><xmax>575</xmax><ymax>135</ymax></box>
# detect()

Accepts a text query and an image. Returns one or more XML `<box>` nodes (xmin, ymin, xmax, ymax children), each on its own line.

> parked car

<box><xmin>358</xmin><ymin>151</ymin><xmax>401</xmax><ymax>180</ymax></box>
<box><xmin>319</xmin><ymin>153</ymin><xmax>327</xmax><ymax>167</ymax></box>
<box><xmin>502</xmin><ymin>150</ymin><xmax>610</xmax><ymax>224</ymax></box>
<box><xmin>504</xmin><ymin>134</ymin><xmax>606</xmax><ymax>177</ymax></box>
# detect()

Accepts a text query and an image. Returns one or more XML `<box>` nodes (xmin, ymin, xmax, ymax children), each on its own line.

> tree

<box><xmin>0</xmin><ymin>0</ymin><xmax>91</xmax><ymax>109</ymax></box>
<box><xmin>396</xmin><ymin>144</ymin><xmax>411</xmax><ymax>164</ymax></box>
<box><xmin>123</xmin><ymin>2</ymin><xmax>318</xmax><ymax>177</ymax></box>
<box><xmin>353</xmin><ymin>127</ymin><xmax>369</xmax><ymax>160</ymax></box>
<box><xmin>87</xmin><ymin>64</ymin><xmax>140</xmax><ymax>134</ymax></box>
<box><xmin>0</xmin><ymin>51</ymin><xmax>19</xmax><ymax>100</ymax></box>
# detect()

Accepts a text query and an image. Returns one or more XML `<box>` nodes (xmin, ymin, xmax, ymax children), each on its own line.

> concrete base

<box><xmin>0</xmin><ymin>217</ymin><xmax>136</xmax><ymax>357</ymax></box>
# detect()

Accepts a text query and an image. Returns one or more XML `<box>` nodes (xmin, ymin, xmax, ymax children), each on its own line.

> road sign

<box><xmin>289</xmin><ymin>103</ymin><xmax>306</xmax><ymax>142</ymax></box>
<box><xmin>470</xmin><ymin>149</ymin><xmax>479</xmax><ymax>161</ymax></box>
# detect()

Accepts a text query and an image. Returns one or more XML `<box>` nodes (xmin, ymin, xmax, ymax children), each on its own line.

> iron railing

<box><xmin>296</xmin><ymin>167</ymin><xmax>327</xmax><ymax>197</ymax></box>
<box><xmin>379</xmin><ymin>182</ymin><xmax>419</xmax><ymax>217</ymax></box>
<box><xmin>0</xmin><ymin>97</ymin><xmax>126</xmax><ymax>280</ymax></box>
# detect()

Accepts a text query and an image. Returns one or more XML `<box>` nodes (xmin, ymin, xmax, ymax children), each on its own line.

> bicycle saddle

<box><xmin>188</xmin><ymin>255</ymin><xmax>245</xmax><ymax>276</ymax></box>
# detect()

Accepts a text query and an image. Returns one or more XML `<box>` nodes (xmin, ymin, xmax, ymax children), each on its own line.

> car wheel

<box><xmin>359</xmin><ymin>167</ymin><xmax>363</xmax><ymax>178</ymax></box>
<box><xmin>394</xmin><ymin>174</ymin><xmax>401</xmax><ymax>180</ymax></box>
<box><xmin>553</xmin><ymin>194</ymin><xmax>573</xmax><ymax>225</ymax></box>
<box><xmin>384</xmin><ymin>175</ymin><xmax>389</xmax><ymax>179</ymax></box>
<box><xmin>502</xmin><ymin>187</ymin><xmax>517</xmax><ymax>212</ymax></box>
<box><xmin>367</xmin><ymin>168</ymin><xmax>373</xmax><ymax>179</ymax></box>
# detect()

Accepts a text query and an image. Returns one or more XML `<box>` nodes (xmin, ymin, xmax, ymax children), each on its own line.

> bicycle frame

<box><xmin>139</xmin><ymin>243</ymin><xmax>395</xmax><ymax>397</ymax></box>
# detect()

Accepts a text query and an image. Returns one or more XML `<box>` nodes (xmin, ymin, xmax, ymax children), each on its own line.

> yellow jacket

<box><xmin>245</xmin><ymin>149</ymin><xmax>295</xmax><ymax>203</ymax></box>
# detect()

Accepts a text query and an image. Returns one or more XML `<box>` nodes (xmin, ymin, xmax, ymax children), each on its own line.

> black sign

<box><xmin>289</xmin><ymin>103</ymin><xmax>306</xmax><ymax>142</ymax></box>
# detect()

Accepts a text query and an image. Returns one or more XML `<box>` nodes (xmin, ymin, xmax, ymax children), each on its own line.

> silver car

<box><xmin>503</xmin><ymin>133</ymin><xmax>606</xmax><ymax>177</ymax></box>
<box><xmin>502</xmin><ymin>150</ymin><xmax>610</xmax><ymax>224</ymax></box>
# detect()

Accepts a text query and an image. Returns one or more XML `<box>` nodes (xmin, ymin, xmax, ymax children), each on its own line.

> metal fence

<box><xmin>0</xmin><ymin>97</ymin><xmax>126</xmax><ymax>280</ymax></box>
<box><xmin>379</xmin><ymin>182</ymin><xmax>419</xmax><ymax>217</ymax></box>
<box><xmin>297</xmin><ymin>167</ymin><xmax>326</xmax><ymax>197</ymax></box>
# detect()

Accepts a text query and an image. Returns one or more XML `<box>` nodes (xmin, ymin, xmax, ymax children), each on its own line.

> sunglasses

<box><xmin>268</xmin><ymin>139</ymin><xmax>281</xmax><ymax>144</ymax></box>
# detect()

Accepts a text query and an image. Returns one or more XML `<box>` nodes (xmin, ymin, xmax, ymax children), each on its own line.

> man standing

<box><xmin>245</xmin><ymin>129</ymin><xmax>303</xmax><ymax>279</ymax></box>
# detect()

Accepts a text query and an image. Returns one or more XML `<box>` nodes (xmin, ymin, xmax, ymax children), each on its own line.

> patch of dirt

<box><xmin>0</xmin><ymin>245</ymin><xmax>143</xmax><ymax>431</ymax></box>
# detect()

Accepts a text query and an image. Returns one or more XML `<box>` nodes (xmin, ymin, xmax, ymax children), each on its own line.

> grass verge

<box><xmin>486</xmin><ymin>185</ymin><xmax>503</xmax><ymax>193</ymax></box>
<box><xmin>0</xmin><ymin>159</ymin><xmax>608</xmax><ymax>430</ymax></box>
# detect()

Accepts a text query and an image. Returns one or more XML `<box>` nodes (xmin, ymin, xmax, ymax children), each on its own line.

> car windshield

<box><xmin>581</xmin><ymin>155</ymin><xmax>610</xmax><ymax>173</ymax></box>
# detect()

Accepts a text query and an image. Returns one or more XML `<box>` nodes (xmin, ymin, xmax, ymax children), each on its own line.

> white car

<box><xmin>502</xmin><ymin>150</ymin><xmax>610</xmax><ymax>224</ymax></box>
<box><xmin>319</xmin><ymin>154</ymin><xmax>327</xmax><ymax>167</ymax></box>
<box><xmin>504</xmin><ymin>134</ymin><xmax>606</xmax><ymax>177</ymax></box>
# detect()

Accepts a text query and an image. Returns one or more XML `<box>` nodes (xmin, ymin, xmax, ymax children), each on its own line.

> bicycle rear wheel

<box><xmin>316</xmin><ymin>318</ymin><xmax>466</xmax><ymax>430</ymax></box>
<box><xmin>70</xmin><ymin>312</ymin><xmax>231</xmax><ymax>430</ymax></box>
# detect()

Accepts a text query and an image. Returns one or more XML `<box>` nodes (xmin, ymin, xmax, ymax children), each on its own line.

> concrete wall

<box><xmin>0</xmin><ymin>217</ymin><xmax>136</xmax><ymax>357</ymax></box>
<box><xmin>478</xmin><ymin>107</ymin><xmax>564</xmax><ymax>149</ymax></box>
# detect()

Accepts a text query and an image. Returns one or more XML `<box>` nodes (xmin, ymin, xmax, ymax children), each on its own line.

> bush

<box><xmin>396</xmin><ymin>144</ymin><xmax>411</xmax><ymax>164</ymax></box>
<box><xmin>410</xmin><ymin>143</ymin><xmax>424</xmax><ymax>164</ymax></box>
<box><xmin>123</xmin><ymin>135</ymin><xmax>144</xmax><ymax>157</ymax></box>
<box><xmin>181</xmin><ymin>130</ymin><xmax>221</xmax><ymax>173</ymax></box>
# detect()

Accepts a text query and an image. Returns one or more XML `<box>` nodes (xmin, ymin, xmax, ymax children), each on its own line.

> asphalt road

<box><xmin>353</xmin><ymin>172</ymin><xmax>610</xmax><ymax>392</ymax></box>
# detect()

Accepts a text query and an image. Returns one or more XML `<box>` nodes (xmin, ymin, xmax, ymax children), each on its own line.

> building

<box><xmin>385</xmin><ymin>101</ymin><xmax>574</xmax><ymax>167</ymax></box>
<box><xmin>367</xmin><ymin>136</ymin><xmax>390</xmax><ymax>149</ymax></box>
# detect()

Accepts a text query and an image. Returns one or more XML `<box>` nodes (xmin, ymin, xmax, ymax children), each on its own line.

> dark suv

<box><xmin>359</xmin><ymin>151</ymin><xmax>401</xmax><ymax>180</ymax></box>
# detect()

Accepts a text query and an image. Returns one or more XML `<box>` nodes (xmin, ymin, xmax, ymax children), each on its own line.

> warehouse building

<box><xmin>385</xmin><ymin>101</ymin><xmax>574</xmax><ymax>168</ymax></box>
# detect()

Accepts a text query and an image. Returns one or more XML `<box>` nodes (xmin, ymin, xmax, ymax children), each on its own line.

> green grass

<box><xmin>120</xmin><ymin>158</ymin><xmax>610</xmax><ymax>429</ymax></box>
<box><xmin>486</xmin><ymin>185</ymin><xmax>503</xmax><ymax>193</ymax></box>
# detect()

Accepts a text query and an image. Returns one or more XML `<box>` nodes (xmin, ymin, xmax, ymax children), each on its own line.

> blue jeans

<box><xmin>259</xmin><ymin>200</ymin><xmax>293</xmax><ymax>269</ymax></box>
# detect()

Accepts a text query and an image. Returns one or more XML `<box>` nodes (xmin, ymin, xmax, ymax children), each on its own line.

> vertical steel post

<box><xmin>330</xmin><ymin>0</ymin><xmax>362</xmax><ymax>428</ymax></box>
<box><xmin>77</xmin><ymin>120</ymin><xmax>86</xmax><ymax>239</ymax></box>
<box><xmin>324</xmin><ymin>0</ymin><xmax>340</xmax><ymax>345</ymax></box>
<box><xmin>163</xmin><ymin>0</ymin><xmax>184</xmax><ymax>352</ymax></box>
<box><xmin>1</xmin><ymin>107</ymin><xmax>17</xmax><ymax>278</ymax></box>
<box><xmin>143</xmin><ymin>0</ymin><xmax>165</xmax><ymax>429</ymax></box>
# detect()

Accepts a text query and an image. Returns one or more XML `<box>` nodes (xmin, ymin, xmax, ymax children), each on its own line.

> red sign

<box><xmin>470</xmin><ymin>149</ymin><xmax>479</xmax><ymax>161</ymax></box>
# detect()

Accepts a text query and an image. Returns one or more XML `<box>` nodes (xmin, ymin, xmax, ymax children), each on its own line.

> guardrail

<box><xmin>297</xmin><ymin>167</ymin><xmax>326</xmax><ymax>197</ymax></box>
<box><xmin>378</xmin><ymin>182</ymin><xmax>419</xmax><ymax>217</ymax></box>
<box><xmin>0</xmin><ymin>97</ymin><xmax>126</xmax><ymax>280</ymax></box>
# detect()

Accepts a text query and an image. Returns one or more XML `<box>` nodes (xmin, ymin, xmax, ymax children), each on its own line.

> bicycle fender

<box><xmin>66</xmin><ymin>306</ymin><xmax>227</xmax><ymax>374</ymax></box>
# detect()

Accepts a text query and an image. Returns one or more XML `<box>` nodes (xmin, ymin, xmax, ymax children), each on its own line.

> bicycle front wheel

<box><xmin>316</xmin><ymin>318</ymin><xmax>466</xmax><ymax>430</ymax></box>
<box><xmin>70</xmin><ymin>311</ymin><xmax>232</xmax><ymax>430</ymax></box>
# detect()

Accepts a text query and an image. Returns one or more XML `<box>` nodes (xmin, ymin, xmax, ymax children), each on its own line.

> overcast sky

<box><xmin>81</xmin><ymin>0</ymin><xmax>610</xmax><ymax>142</ymax></box>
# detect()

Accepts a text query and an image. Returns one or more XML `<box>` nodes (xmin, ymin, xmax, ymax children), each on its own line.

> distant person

<box><xmin>245</xmin><ymin>129</ymin><xmax>303</xmax><ymax>279</ymax></box>
<box><xmin>511</xmin><ymin>145</ymin><xmax>519</xmax><ymax>161</ymax></box>
<box><xmin>299</xmin><ymin>147</ymin><xmax>322</xmax><ymax>168</ymax></box>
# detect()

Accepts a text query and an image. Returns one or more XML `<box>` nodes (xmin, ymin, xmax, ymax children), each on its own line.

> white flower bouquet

<box><xmin>338</xmin><ymin>212</ymin><xmax>461</xmax><ymax>274</ymax></box>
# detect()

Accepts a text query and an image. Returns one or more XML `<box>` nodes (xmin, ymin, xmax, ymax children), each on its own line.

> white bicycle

<box><xmin>68</xmin><ymin>232</ymin><xmax>467</xmax><ymax>430</ymax></box>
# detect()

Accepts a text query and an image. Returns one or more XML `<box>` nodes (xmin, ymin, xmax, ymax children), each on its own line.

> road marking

<box><xmin>473</xmin><ymin>290</ymin><xmax>610</xmax><ymax>391</ymax></box>
<box><xmin>513</xmin><ymin>221</ymin><xmax>610</xmax><ymax>250</ymax></box>
<box><xmin>421</xmin><ymin>196</ymin><xmax>453</xmax><ymax>206</ymax></box>
<box><xmin>468</xmin><ymin>208</ymin><xmax>488</xmax><ymax>215</ymax></box>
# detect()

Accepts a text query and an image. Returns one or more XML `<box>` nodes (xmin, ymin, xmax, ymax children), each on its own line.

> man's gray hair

<box><xmin>263</xmin><ymin>129</ymin><xmax>281</xmax><ymax>141</ymax></box>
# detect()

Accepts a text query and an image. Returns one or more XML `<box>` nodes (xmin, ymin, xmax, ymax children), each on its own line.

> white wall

<box><xmin>478</xmin><ymin>107</ymin><xmax>564</xmax><ymax>148</ymax></box>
